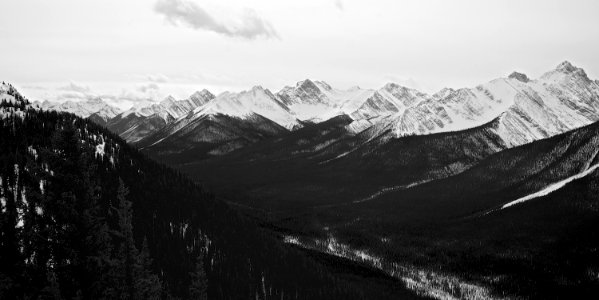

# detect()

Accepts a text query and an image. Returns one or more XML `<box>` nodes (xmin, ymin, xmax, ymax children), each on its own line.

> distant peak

<box><xmin>556</xmin><ymin>60</ymin><xmax>578</xmax><ymax>73</ymax></box>
<box><xmin>297</xmin><ymin>79</ymin><xmax>321</xmax><ymax>91</ymax></box>
<box><xmin>250</xmin><ymin>85</ymin><xmax>266</xmax><ymax>92</ymax></box>
<box><xmin>297</xmin><ymin>78</ymin><xmax>314</xmax><ymax>85</ymax></box>
<box><xmin>191</xmin><ymin>89</ymin><xmax>214</xmax><ymax>99</ymax></box>
<box><xmin>160</xmin><ymin>95</ymin><xmax>176</xmax><ymax>104</ymax></box>
<box><xmin>508</xmin><ymin>71</ymin><xmax>530</xmax><ymax>83</ymax></box>
<box><xmin>432</xmin><ymin>87</ymin><xmax>455</xmax><ymax>99</ymax></box>
<box><xmin>384</xmin><ymin>82</ymin><xmax>398</xmax><ymax>89</ymax></box>
<box><xmin>551</xmin><ymin>60</ymin><xmax>590</xmax><ymax>81</ymax></box>
<box><xmin>383</xmin><ymin>82</ymin><xmax>409</xmax><ymax>91</ymax></box>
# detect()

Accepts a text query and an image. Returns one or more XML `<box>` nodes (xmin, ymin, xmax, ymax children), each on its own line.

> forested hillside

<box><xmin>0</xmin><ymin>85</ymin><xmax>424</xmax><ymax>299</ymax></box>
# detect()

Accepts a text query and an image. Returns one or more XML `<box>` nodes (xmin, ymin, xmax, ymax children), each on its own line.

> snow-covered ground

<box><xmin>284</xmin><ymin>233</ymin><xmax>504</xmax><ymax>300</ymax></box>
<box><xmin>502</xmin><ymin>162</ymin><xmax>599</xmax><ymax>209</ymax></box>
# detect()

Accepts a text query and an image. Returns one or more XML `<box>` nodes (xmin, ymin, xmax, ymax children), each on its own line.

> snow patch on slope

<box><xmin>501</xmin><ymin>162</ymin><xmax>599</xmax><ymax>209</ymax></box>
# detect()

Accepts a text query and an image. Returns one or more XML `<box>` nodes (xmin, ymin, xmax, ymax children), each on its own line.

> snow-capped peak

<box><xmin>541</xmin><ymin>61</ymin><xmax>590</xmax><ymax>83</ymax></box>
<box><xmin>251</xmin><ymin>85</ymin><xmax>265</xmax><ymax>91</ymax></box>
<box><xmin>346</xmin><ymin>83</ymin><xmax>429</xmax><ymax>124</ymax></box>
<box><xmin>278</xmin><ymin>79</ymin><xmax>329</xmax><ymax>106</ymax></box>
<box><xmin>160</xmin><ymin>95</ymin><xmax>177</xmax><ymax>105</ymax></box>
<box><xmin>344</xmin><ymin>61</ymin><xmax>599</xmax><ymax>152</ymax></box>
<box><xmin>297</xmin><ymin>79</ymin><xmax>319</xmax><ymax>90</ymax></box>
<box><xmin>274</xmin><ymin>79</ymin><xmax>377</xmax><ymax>122</ymax></box>
<box><xmin>189</xmin><ymin>89</ymin><xmax>215</xmax><ymax>107</ymax></box>
<box><xmin>94</xmin><ymin>104</ymin><xmax>122</xmax><ymax>119</ymax></box>
<box><xmin>191</xmin><ymin>86</ymin><xmax>298</xmax><ymax>129</ymax></box>
<box><xmin>39</xmin><ymin>97</ymin><xmax>120</xmax><ymax>119</ymax></box>
<box><xmin>555</xmin><ymin>60</ymin><xmax>578</xmax><ymax>73</ymax></box>
<box><xmin>191</xmin><ymin>89</ymin><xmax>214</xmax><ymax>99</ymax></box>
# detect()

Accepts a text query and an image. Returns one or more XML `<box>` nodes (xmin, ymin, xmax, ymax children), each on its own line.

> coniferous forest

<box><xmin>0</xmin><ymin>90</ymin><xmax>426</xmax><ymax>299</ymax></box>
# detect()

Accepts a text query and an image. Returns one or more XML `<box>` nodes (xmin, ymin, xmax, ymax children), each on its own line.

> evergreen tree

<box><xmin>133</xmin><ymin>237</ymin><xmax>162</xmax><ymax>300</ymax></box>
<box><xmin>40</xmin><ymin>270</ymin><xmax>63</xmax><ymax>300</ymax></box>
<box><xmin>189</xmin><ymin>254</ymin><xmax>208</xmax><ymax>300</ymax></box>
<box><xmin>114</xmin><ymin>178</ymin><xmax>137</xmax><ymax>299</ymax></box>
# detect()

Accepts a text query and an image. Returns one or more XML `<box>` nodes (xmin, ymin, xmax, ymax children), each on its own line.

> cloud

<box><xmin>54</xmin><ymin>82</ymin><xmax>96</xmax><ymax>101</ymax></box>
<box><xmin>49</xmin><ymin>81</ymin><xmax>161</xmax><ymax>107</ymax></box>
<box><xmin>154</xmin><ymin>0</ymin><xmax>278</xmax><ymax>40</ymax></box>
<box><xmin>147</xmin><ymin>73</ymin><xmax>169</xmax><ymax>83</ymax></box>
<box><xmin>22</xmin><ymin>84</ymin><xmax>48</xmax><ymax>90</ymax></box>
<box><xmin>58</xmin><ymin>81</ymin><xmax>91</xmax><ymax>93</ymax></box>
<box><xmin>334</xmin><ymin>0</ymin><xmax>344</xmax><ymax>11</ymax></box>
<box><xmin>56</xmin><ymin>91</ymin><xmax>94</xmax><ymax>100</ymax></box>
<box><xmin>137</xmin><ymin>83</ymin><xmax>160</xmax><ymax>93</ymax></box>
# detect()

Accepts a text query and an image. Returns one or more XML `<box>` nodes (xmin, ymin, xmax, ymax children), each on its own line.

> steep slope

<box><xmin>0</xmin><ymin>84</ymin><xmax>425</xmax><ymax>299</ymax></box>
<box><xmin>139</xmin><ymin>113</ymin><xmax>289</xmax><ymax>162</ymax></box>
<box><xmin>110</xmin><ymin>113</ymin><xmax>170</xmax><ymax>143</ymax></box>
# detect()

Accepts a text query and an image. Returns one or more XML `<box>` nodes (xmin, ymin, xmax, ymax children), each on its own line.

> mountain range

<box><xmin>36</xmin><ymin>97</ymin><xmax>122</xmax><ymax>125</ymax></box>
<box><xmin>36</xmin><ymin>61</ymin><xmax>599</xmax><ymax>161</ymax></box>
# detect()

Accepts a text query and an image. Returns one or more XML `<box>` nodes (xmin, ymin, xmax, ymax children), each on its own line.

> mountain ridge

<box><xmin>23</xmin><ymin>61</ymin><xmax>599</xmax><ymax>163</ymax></box>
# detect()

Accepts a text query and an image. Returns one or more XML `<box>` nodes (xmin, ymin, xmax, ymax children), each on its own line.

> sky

<box><xmin>1</xmin><ymin>0</ymin><xmax>598</xmax><ymax>110</ymax></box>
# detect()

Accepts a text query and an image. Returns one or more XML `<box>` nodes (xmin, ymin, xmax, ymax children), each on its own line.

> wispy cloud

<box><xmin>334</xmin><ymin>0</ymin><xmax>344</xmax><ymax>11</ymax></box>
<box><xmin>44</xmin><ymin>82</ymin><xmax>162</xmax><ymax>108</ymax></box>
<box><xmin>146</xmin><ymin>73</ymin><xmax>169</xmax><ymax>83</ymax></box>
<box><xmin>58</xmin><ymin>81</ymin><xmax>91</xmax><ymax>93</ymax></box>
<box><xmin>22</xmin><ymin>84</ymin><xmax>47</xmax><ymax>90</ymax></box>
<box><xmin>51</xmin><ymin>81</ymin><xmax>98</xmax><ymax>102</ymax></box>
<box><xmin>154</xmin><ymin>0</ymin><xmax>278</xmax><ymax>40</ymax></box>
<box><xmin>137</xmin><ymin>83</ymin><xmax>160</xmax><ymax>93</ymax></box>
